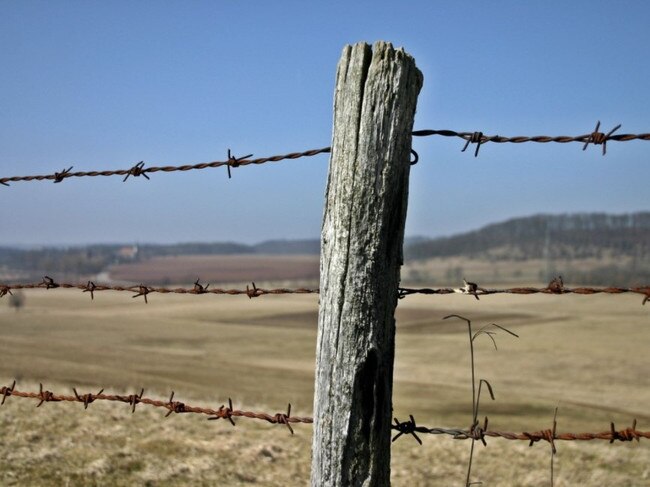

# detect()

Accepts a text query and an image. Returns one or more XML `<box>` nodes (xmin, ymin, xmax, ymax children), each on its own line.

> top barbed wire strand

<box><xmin>411</xmin><ymin>129</ymin><xmax>650</xmax><ymax>144</ymax></box>
<box><xmin>412</xmin><ymin>122</ymin><xmax>650</xmax><ymax>156</ymax></box>
<box><xmin>2</xmin><ymin>123</ymin><xmax>650</xmax><ymax>186</ymax></box>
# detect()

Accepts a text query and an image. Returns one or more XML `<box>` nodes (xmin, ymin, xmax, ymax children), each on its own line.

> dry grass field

<box><xmin>401</xmin><ymin>255</ymin><xmax>640</xmax><ymax>286</ymax></box>
<box><xmin>0</xmin><ymin>286</ymin><xmax>649</xmax><ymax>485</ymax></box>
<box><xmin>107</xmin><ymin>255</ymin><xmax>319</xmax><ymax>285</ymax></box>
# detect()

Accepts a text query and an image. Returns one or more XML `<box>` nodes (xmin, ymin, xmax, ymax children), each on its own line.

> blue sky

<box><xmin>1</xmin><ymin>1</ymin><xmax>649</xmax><ymax>245</ymax></box>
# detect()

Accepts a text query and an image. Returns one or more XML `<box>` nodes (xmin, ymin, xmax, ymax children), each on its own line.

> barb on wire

<box><xmin>461</xmin><ymin>131</ymin><xmax>484</xmax><ymax>157</ymax></box>
<box><xmin>83</xmin><ymin>281</ymin><xmax>97</xmax><ymax>300</ymax></box>
<box><xmin>132</xmin><ymin>285</ymin><xmax>150</xmax><ymax>303</ymax></box>
<box><xmin>128</xmin><ymin>388</ymin><xmax>144</xmax><ymax>414</ymax></box>
<box><xmin>272</xmin><ymin>404</ymin><xmax>294</xmax><ymax>435</ymax></box>
<box><xmin>226</xmin><ymin>149</ymin><xmax>254</xmax><ymax>179</ymax></box>
<box><xmin>73</xmin><ymin>387</ymin><xmax>104</xmax><ymax>409</ymax></box>
<box><xmin>412</xmin><ymin>122</ymin><xmax>649</xmax><ymax>156</ymax></box>
<box><xmin>0</xmin><ymin>147</ymin><xmax>331</xmax><ymax>186</ymax></box>
<box><xmin>547</xmin><ymin>276</ymin><xmax>564</xmax><ymax>294</ymax></box>
<box><xmin>53</xmin><ymin>166</ymin><xmax>74</xmax><ymax>183</ymax></box>
<box><xmin>193</xmin><ymin>278</ymin><xmax>209</xmax><ymax>294</ymax></box>
<box><xmin>41</xmin><ymin>276</ymin><xmax>59</xmax><ymax>289</ymax></box>
<box><xmin>208</xmin><ymin>398</ymin><xmax>236</xmax><ymax>426</ymax></box>
<box><xmin>165</xmin><ymin>391</ymin><xmax>186</xmax><ymax>417</ymax></box>
<box><xmin>462</xmin><ymin>279</ymin><xmax>482</xmax><ymax>300</ymax></box>
<box><xmin>246</xmin><ymin>282</ymin><xmax>261</xmax><ymax>299</ymax></box>
<box><xmin>1</xmin><ymin>380</ymin><xmax>16</xmax><ymax>405</ymax></box>
<box><xmin>36</xmin><ymin>383</ymin><xmax>58</xmax><ymax>407</ymax></box>
<box><xmin>392</xmin><ymin>414</ymin><xmax>423</xmax><ymax>445</ymax></box>
<box><xmin>582</xmin><ymin>121</ymin><xmax>621</xmax><ymax>155</ymax></box>
<box><xmin>609</xmin><ymin>419</ymin><xmax>641</xmax><ymax>443</ymax></box>
<box><xmin>122</xmin><ymin>161</ymin><xmax>149</xmax><ymax>182</ymax></box>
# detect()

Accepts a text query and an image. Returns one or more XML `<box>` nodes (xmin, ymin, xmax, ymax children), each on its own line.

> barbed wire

<box><xmin>0</xmin><ymin>147</ymin><xmax>331</xmax><ymax>186</ymax></box>
<box><xmin>0</xmin><ymin>382</ymin><xmax>310</xmax><ymax>434</ymax></box>
<box><xmin>2</xmin><ymin>277</ymin><xmax>648</xmax><ymax>304</ymax></box>
<box><xmin>398</xmin><ymin>281</ymin><xmax>650</xmax><ymax>305</ymax></box>
<box><xmin>2</xmin><ymin>122</ymin><xmax>649</xmax><ymax>186</ymax></box>
<box><xmin>390</xmin><ymin>415</ymin><xmax>650</xmax><ymax>444</ymax></box>
<box><xmin>412</xmin><ymin>121</ymin><xmax>650</xmax><ymax>156</ymax></box>
<box><xmin>1</xmin><ymin>382</ymin><xmax>647</xmax><ymax>445</ymax></box>
<box><xmin>0</xmin><ymin>277</ymin><xmax>318</xmax><ymax>302</ymax></box>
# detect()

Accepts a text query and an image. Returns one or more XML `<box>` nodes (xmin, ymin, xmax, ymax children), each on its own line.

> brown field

<box><xmin>106</xmin><ymin>253</ymin><xmax>635</xmax><ymax>289</ymax></box>
<box><xmin>0</xmin><ymin>287</ymin><xmax>649</xmax><ymax>485</ymax></box>
<box><xmin>107</xmin><ymin>254</ymin><xmax>320</xmax><ymax>285</ymax></box>
<box><xmin>401</xmin><ymin>255</ymin><xmax>635</xmax><ymax>285</ymax></box>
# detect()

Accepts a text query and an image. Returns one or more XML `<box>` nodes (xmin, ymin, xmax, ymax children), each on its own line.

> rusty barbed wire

<box><xmin>389</xmin><ymin>415</ymin><xmax>650</xmax><ymax>444</ymax></box>
<box><xmin>2</xmin><ymin>382</ymin><xmax>648</xmax><ymax>445</ymax></box>
<box><xmin>0</xmin><ymin>277</ymin><xmax>318</xmax><ymax>301</ymax></box>
<box><xmin>412</xmin><ymin>121</ymin><xmax>650</xmax><ymax>156</ymax></box>
<box><xmin>398</xmin><ymin>284</ymin><xmax>650</xmax><ymax>305</ymax></box>
<box><xmin>1</xmin><ymin>277</ymin><xmax>648</xmax><ymax>303</ymax></box>
<box><xmin>3</xmin><ymin>122</ymin><xmax>650</xmax><ymax>186</ymax></box>
<box><xmin>0</xmin><ymin>147</ymin><xmax>331</xmax><ymax>186</ymax></box>
<box><xmin>0</xmin><ymin>382</ymin><xmax>311</xmax><ymax>434</ymax></box>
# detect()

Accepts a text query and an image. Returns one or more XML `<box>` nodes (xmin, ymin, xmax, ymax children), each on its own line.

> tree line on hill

<box><xmin>405</xmin><ymin>212</ymin><xmax>650</xmax><ymax>261</ymax></box>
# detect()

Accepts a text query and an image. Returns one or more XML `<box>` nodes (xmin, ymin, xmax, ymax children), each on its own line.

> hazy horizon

<box><xmin>2</xmin><ymin>209</ymin><xmax>648</xmax><ymax>248</ymax></box>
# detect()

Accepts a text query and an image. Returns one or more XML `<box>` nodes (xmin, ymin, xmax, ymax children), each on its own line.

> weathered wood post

<box><xmin>312</xmin><ymin>42</ymin><xmax>423</xmax><ymax>486</ymax></box>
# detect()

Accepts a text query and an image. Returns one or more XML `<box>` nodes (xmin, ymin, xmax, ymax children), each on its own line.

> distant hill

<box><xmin>405</xmin><ymin>212</ymin><xmax>650</xmax><ymax>261</ymax></box>
<box><xmin>1</xmin><ymin>212</ymin><xmax>648</xmax><ymax>285</ymax></box>
<box><xmin>402</xmin><ymin>212</ymin><xmax>650</xmax><ymax>286</ymax></box>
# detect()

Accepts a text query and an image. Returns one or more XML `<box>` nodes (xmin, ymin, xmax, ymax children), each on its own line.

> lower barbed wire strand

<box><xmin>2</xmin><ymin>384</ymin><xmax>649</xmax><ymax>442</ymax></box>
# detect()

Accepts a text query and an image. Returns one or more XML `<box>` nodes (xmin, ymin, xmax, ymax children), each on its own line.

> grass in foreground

<box><xmin>1</xmin><ymin>391</ymin><xmax>648</xmax><ymax>486</ymax></box>
<box><xmin>0</xmin><ymin>289</ymin><xmax>648</xmax><ymax>485</ymax></box>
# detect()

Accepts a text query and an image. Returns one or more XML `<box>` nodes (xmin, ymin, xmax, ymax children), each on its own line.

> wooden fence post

<box><xmin>311</xmin><ymin>41</ymin><xmax>423</xmax><ymax>486</ymax></box>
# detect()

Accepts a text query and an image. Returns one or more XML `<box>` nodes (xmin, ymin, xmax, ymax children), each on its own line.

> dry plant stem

<box><xmin>443</xmin><ymin>314</ymin><xmax>518</xmax><ymax>486</ymax></box>
<box><xmin>444</xmin><ymin>314</ymin><xmax>480</xmax><ymax>487</ymax></box>
<box><xmin>551</xmin><ymin>407</ymin><xmax>558</xmax><ymax>487</ymax></box>
<box><xmin>467</xmin><ymin>318</ymin><xmax>478</xmax><ymax>487</ymax></box>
